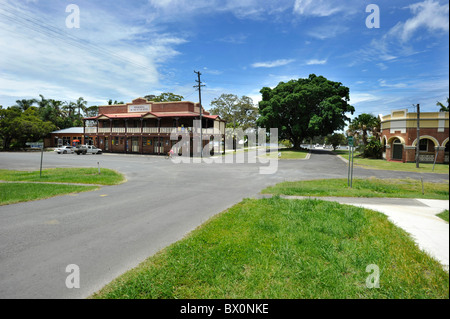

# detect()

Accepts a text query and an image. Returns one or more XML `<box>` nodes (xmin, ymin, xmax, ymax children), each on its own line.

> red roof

<box><xmin>85</xmin><ymin>112</ymin><xmax>221</xmax><ymax>121</ymax></box>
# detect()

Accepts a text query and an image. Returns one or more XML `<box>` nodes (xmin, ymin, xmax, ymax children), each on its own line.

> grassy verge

<box><xmin>91</xmin><ymin>197</ymin><xmax>449</xmax><ymax>299</ymax></box>
<box><xmin>437</xmin><ymin>210</ymin><xmax>449</xmax><ymax>223</ymax></box>
<box><xmin>0</xmin><ymin>168</ymin><xmax>125</xmax><ymax>205</ymax></box>
<box><xmin>0</xmin><ymin>168</ymin><xmax>125</xmax><ymax>185</ymax></box>
<box><xmin>265</xmin><ymin>148</ymin><xmax>309</xmax><ymax>160</ymax></box>
<box><xmin>332</xmin><ymin>151</ymin><xmax>449</xmax><ymax>174</ymax></box>
<box><xmin>261</xmin><ymin>178</ymin><xmax>449</xmax><ymax>200</ymax></box>
<box><xmin>0</xmin><ymin>183</ymin><xmax>98</xmax><ymax>206</ymax></box>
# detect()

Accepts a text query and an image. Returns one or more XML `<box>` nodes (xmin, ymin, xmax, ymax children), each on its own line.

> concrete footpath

<box><xmin>259</xmin><ymin>195</ymin><xmax>449</xmax><ymax>271</ymax></box>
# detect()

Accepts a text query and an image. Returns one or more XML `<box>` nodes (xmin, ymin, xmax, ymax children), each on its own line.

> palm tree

<box><xmin>14</xmin><ymin>99</ymin><xmax>36</xmax><ymax>111</ymax></box>
<box><xmin>347</xmin><ymin>113</ymin><xmax>380</xmax><ymax>147</ymax></box>
<box><xmin>437</xmin><ymin>98</ymin><xmax>449</xmax><ymax>112</ymax></box>
<box><xmin>75</xmin><ymin>97</ymin><xmax>88</xmax><ymax>116</ymax></box>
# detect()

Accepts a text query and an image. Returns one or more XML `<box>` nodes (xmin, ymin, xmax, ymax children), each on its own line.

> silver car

<box><xmin>54</xmin><ymin>146</ymin><xmax>74</xmax><ymax>154</ymax></box>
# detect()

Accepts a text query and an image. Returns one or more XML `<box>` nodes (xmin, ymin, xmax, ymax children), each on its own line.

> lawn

<box><xmin>0</xmin><ymin>168</ymin><xmax>125</xmax><ymax>205</ymax></box>
<box><xmin>437</xmin><ymin>210</ymin><xmax>449</xmax><ymax>223</ymax></box>
<box><xmin>91</xmin><ymin>197</ymin><xmax>449</xmax><ymax>299</ymax></box>
<box><xmin>0</xmin><ymin>182</ymin><xmax>97</xmax><ymax>206</ymax></box>
<box><xmin>261</xmin><ymin>178</ymin><xmax>449</xmax><ymax>200</ymax></box>
<box><xmin>332</xmin><ymin>150</ymin><xmax>449</xmax><ymax>174</ymax></box>
<box><xmin>0</xmin><ymin>167</ymin><xmax>125</xmax><ymax>185</ymax></box>
<box><xmin>265</xmin><ymin>148</ymin><xmax>309</xmax><ymax>160</ymax></box>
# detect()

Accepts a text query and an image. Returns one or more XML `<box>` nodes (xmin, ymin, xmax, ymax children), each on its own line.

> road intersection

<box><xmin>0</xmin><ymin>150</ymin><xmax>448</xmax><ymax>298</ymax></box>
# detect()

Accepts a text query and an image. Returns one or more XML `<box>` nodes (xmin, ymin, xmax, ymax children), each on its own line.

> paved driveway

<box><xmin>0</xmin><ymin>150</ymin><xmax>448</xmax><ymax>298</ymax></box>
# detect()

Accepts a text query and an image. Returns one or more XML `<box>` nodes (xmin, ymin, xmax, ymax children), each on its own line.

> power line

<box><xmin>0</xmin><ymin>3</ymin><xmax>159</xmax><ymax>73</ymax></box>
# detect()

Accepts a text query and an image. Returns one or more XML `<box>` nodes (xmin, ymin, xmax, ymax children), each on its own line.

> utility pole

<box><xmin>416</xmin><ymin>103</ymin><xmax>420</xmax><ymax>168</ymax></box>
<box><xmin>194</xmin><ymin>71</ymin><xmax>205</xmax><ymax>157</ymax></box>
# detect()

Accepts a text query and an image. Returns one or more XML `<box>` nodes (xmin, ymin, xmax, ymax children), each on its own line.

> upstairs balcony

<box><xmin>84</xmin><ymin>127</ymin><xmax>221</xmax><ymax>135</ymax></box>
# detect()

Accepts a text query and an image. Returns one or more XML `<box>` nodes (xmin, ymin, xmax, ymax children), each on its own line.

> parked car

<box><xmin>74</xmin><ymin>145</ymin><xmax>102</xmax><ymax>155</ymax></box>
<box><xmin>54</xmin><ymin>146</ymin><xmax>74</xmax><ymax>154</ymax></box>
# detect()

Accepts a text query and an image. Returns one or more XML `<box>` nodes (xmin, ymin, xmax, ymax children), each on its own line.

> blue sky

<box><xmin>0</xmin><ymin>0</ymin><xmax>448</xmax><ymax>118</ymax></box>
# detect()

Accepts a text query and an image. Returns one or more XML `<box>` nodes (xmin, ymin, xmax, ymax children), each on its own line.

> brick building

<box><xmin>83</xmin><ymin>97</ymin><xmax>226</xmax><ymax>156</ymax></box>
<box><xmin>379</xmin><ymin>109</ymin><xmax>449</xmax><ymax>164</ymax></box>
<box><xmin>46</xmin><ymin>127</ymin><xmax>83</xmax><ymax>148</ymax></box>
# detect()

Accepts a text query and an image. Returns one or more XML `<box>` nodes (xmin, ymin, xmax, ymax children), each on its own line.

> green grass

<box><xmin>437</xmin><ymin>210</ymin><xmax>449</xmax><ymax>223</ymax></box>
<box><xmin>332</xmin><ymin>151</ymin><xmax>449</xmax><ymax>174</ymax></box>
<box><xmin>0</xmin><ymin>168</ymin><xmax>125</xmax><ymax>185</ymax></box>
<box><xmin>332</xmin><ymin>149</ymin><xmax>361</xmax><ymax>156</ymax></box>
<box><xmin>0</xmin><ymin>182</ymin><xmax>98</xmax><ymax>206</ymax></box>
<box><xmin>261</xmin><ymin>178</ymin><xmax>449</xmax><ymax>200</ymax></box>
<box><xmin>0</xmin><ymin>168</ymin><xmax>125</xmax><ymax>205</ymax></box>
<box><xmin>265</xmin><ymin>148</ymin><xmax>309</xmax><ymax>160</ymax></box>
<box><xmin>91</xmin><ymin>197</ymin><xmax>449</xmax><ymax>299</ymax></box>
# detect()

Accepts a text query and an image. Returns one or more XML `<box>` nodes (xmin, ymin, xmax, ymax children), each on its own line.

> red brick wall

<box><xmin>99</xmin><ymin>105</ymin><xmax>128</xmax><ymax>114</ymax></box>
<box><xmin>382</xmin><ymin>127</ymin><xmax>449</xmax><ymax>163</ymax></box>
<box><xmin>152</xmin><ymin>102</ymin><xmax>193</xmax><ymax>113</ymax></box>
<box><xmin>383</xmin><ymin>128</ymin><xmax>449</xmax><ymax>147</ymax></box>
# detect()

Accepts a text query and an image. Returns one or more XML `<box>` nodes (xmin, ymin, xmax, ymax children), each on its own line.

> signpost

<box><xmin>347</xmin><ymin>137</ymin><xmax>354</xmax><ymax>188</ymax></box>
<box><xmin>27</xmin><ymin>142</ymin><xmax>44</xmax><ymax>177</ymax></box>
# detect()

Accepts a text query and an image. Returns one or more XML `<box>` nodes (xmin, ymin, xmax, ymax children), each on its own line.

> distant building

<box><xmin>82</xmin><ymin>97</ymin><xmax>226</xmax><ymax>155</ymax></box>
<box><xmin>46</xmin><ymin>127</ymin><xmax>83</xmax><ymax>148</ymax></box>
<box><xmin>379</xmin><ymin>109</ymin><xmax>449</xmax><ymax>164</ymax></box>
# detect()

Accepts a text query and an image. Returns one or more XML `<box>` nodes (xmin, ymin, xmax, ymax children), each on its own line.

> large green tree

<box><xmin>145</xmin><ymin>92</ymin><xmax>184</xmax><ymax>102</ymax></box>
<box><xmin>257</xmin><ymin>74</ymin><xmax>355</xmax><ymax>149</ymax></box>
<box><xmin>326</xmin><ymin>133</ymin><xmax>347</xmax><ymax>150</ymax></box>
<box><xmin>0</xmin><ymin>106</ymin><xmax>55</xmax><ymax>150</ymax></box>
<box><xmin>209</xmin><ymin>93</ymin><xmax>259</xmax><ymax>130</ymax></box>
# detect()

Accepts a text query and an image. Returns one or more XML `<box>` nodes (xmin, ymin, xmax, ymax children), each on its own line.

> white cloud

<box><xmin>307</xmin><ymin>24</ymin><xmax>349</xmax><ymax>40</ymax></box>
<box><xmin>147</xmin><ymin>0</ymin><xmax>293</xmax><ymax>21</ymax></box>
<box><xmin>377</xmin><ymin>63</ymin><xmax>388</xmax><ymax>70</ymax></box>
<box><xmin>293</xmin><ymin>0</ymin><xmax>361</xmax><ymax>17</ymax></box>
<box><xmin>397</xmin><ymin>0</ymin><xmax>449</xmax><ymax>42</ymax></box>
<box><xmin>378</xmin><ymin>79</ymin><xmax>408</xmax><ymax>88</ymax></box>
<box><xmin>306</xmin><ymin>59</ymin><xmax>327</xmax><ymax>65</ymax></box>
<box><xmin>293</xmin><ymin>0</ymin><xmax>340</xmax><ymax>17</ymax></box>
<box><xmin>219</xmin><ymin>33</ymin><xmax>248</xmax><ymax>44</ymax></box>
<box><xmin>345</xmin><ymin>0</ymin><xmax>448</xmax><ymax>68</ymax></box>
<box><xmin>251</xmin><ymin>59</ymin><xmax>295</xmax><ymax>68</ymax></box>
<box><xmin>0</xmin><ymin>0</ymin><xmax>188</xmax><ymax>105</ymax></box>
<box><xmin>349</xmin><ymin>93</ymin><xmax>380</xmax><ymax>104</ymax></box>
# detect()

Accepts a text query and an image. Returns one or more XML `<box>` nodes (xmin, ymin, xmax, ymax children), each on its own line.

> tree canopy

<box><xmin>209</xmin><ymin>93</ymin><xmax>259</xmax><ymax>130</ymax></box>
<box><xmin>257</xmin><ymin>74</ymin><xmax>355</xmax><ymax>149</ymax></box>
<box><xmin>0</xmin><ymin>106</ymin><xmax>55</xmax><ymax>150</ymax></box>
<box><xmin>145</xmin><ymin>92</ymin><xmax>184</xmax><ymax>102</ymax></box>
<box><xmin>347</xmin><ymin>113</ymin><xmax>380</xmax><ymax>147</ymax></box>
<box><xmin>0</xmin><ymin>95</ymin><xmax>91</xmax><ymax>150</ymax></box>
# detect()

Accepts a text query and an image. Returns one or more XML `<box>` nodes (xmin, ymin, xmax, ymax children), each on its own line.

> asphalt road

<box><xmin>0</xmin><ymin>150</ymin><xmax>448</xmax><ymax>298</ymax></box>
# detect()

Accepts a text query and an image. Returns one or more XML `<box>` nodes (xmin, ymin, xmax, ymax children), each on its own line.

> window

<box><xmin>419</xmin><ymin>139</ymin><xmax>428</xmax><ymax>152</ymax></box>
<box><xmin>63</xmin><ymin>137</ymin><xmax>71</xmax><ymax>145</ymax></box>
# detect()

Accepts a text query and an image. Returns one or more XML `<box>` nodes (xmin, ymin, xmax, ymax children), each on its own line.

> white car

<box><xmin>54</xmin><ymin>146</ymin><xmax>74</xmax><ymax>154</ymax></box>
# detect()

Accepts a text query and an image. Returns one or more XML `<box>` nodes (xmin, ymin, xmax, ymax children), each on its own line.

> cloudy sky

<box><xmin>0</xmin><ymin>0</ymin><xmax>448</xmax><ymax>117</ymax></box>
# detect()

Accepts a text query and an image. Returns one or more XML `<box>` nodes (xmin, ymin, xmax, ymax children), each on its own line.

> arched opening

<box><xmin>445</xmin><ymin>140</ymin><xmax>449</xmax><ymax>164</ymax></box>
<box><xmin>392</xmin><ymin>138</ymin><xmax>403</xmax><ymax>160</ymax></box>
<box><xmin>418</xmin><ymin>137</ymin><xmax>436</xmax><ymax>163</ymax></box>
<box><xmin>381</xmin><ymin>136</ymin><xmax>387</xmax><ymax>159</ymax></box>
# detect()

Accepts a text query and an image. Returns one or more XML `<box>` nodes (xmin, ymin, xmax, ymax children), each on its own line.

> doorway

<box><xmin>392</xmin><ymin>139</ymin><xmax>403</xmax><ymax>160</ymax></box>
